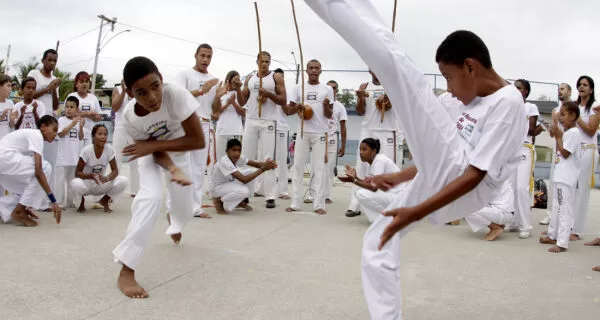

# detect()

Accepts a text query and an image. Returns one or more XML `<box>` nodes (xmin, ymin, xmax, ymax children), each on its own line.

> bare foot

<box><xmin>539</xmin><ymin>236</ymin><xmax>557</xmax><ymax>245</ymax></box>
<box><xmin>482</xmin><ymin>223</ymin><xmax>504</xmax><ymax>241</ymax></box>
<box><xmin>279</xmin><ymin>195</ymin><xmax>291</xmax><ymax>200</ymax></box>
<box><xmin>314</xmin><ymin>209</ymin><xmax>327</xmax><ymax>215</ymax></box>
<box><xmin>541</xmin><ymin>231</ymin><xmax>548</xmax><ymax>236</ymax></box>
<box><xmin>213</xmin><ymin>198</ymin><xmax>227</xmax><ymax>215</ymax></box>
<box><xmin>584</xmin><ymin>238</ymin><xmax>600</xmax><ymax>246</ymax></box>
<box><xmin>11</xmin><ymin>207</ymin><xmax>38</xmax><ymax>227</ymax></box>
<box><xmin>239</xmin><ymin>203</ymin><xmax>253</xmax><ymax>211</ymax></box>
<box><xmin>194</xmin><ymin>213</ymin><xmax>212</xmax><ymax>219</ymax></box>
<box><xmin>286</xmin><ymin>207</ymin><xmax>298</xmax><ymax>213</ymax></box>
<box><xmin>117</xmin><ymin>265</ymin><xmax>149</xmax><ymax>299</ymax></box>
<box><xmin>570</xmin><ymin>234</ymin><xmax>581</xmax><ymax>241</ymax></box>
<box><xmin>593</xmin><ymin>266</ymin><xmax>600</xmax><ymax>272</ymax></box>
<box><xmin>77</xmin><ymin>197</ymin><xmax>86</xmax><ymax>213</ymax></box>
<box><xmin>98</xmin><ymin>195</ymin><xmax>113</xmax><ymax>213</ymax></box>
<box><xmin>170</xmin><ymin>233</ymin><xmax>182</xmax><ymax>244</ymax></box>
<box><xmin>448</xmin><ymin>220</ymin><xmax>461</xmax><ymax>226</ymax></box>
<box><xmin>325</xmin><ymin>199</ymin><xmax>333</xmax><ymax>204</ymax></box>
<box><xmin>201</xmin><ymin>204</ymin><xmax>214</xmax><ymax>208</ymax></box>
<box><xmin>548</xmin><ymin>245</ymin><xmax>567</xmax><ymax>253</ymax></box>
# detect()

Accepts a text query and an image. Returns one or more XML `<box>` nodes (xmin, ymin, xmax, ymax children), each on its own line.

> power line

<box><xmin>62</xmin><ymin>26</ymin><xmax>100</xmax><ymax>44</ymax></box>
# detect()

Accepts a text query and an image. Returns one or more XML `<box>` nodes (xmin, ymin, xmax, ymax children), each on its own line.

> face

<box><xmin>0</xmin><ymin>82</ymin><xmax>11</xmax><ymax>99</ymax></box>
<box><xmin>577</xmin><ymin>78</ymin><xmax>592</xmax><ymax>99</ymax></box>
<box><xmin>76</xmin><ymin>78</ymin><xmax>91</xmax><ymax>94</ymax></box>
<box><xmin>65</xmin><ymin>102</ymin><xmax>78</xmax><ymax>117</ymax></box>
<box><xmin>559</xmin><ymin>107</ymin><xmax>576</xmax><ymax>128</ymax></box>
<box><xmin>257</xmin><ymin>54</ymin><xmax>271</xmax><ymax>73</ymax></box>
<box><xmin>230</xmin><ymin>75</ymin><xmax>242</xmax><ymax>90</ymax></box>
<box><xmin>40</xmin><ymin>123</ymin><xmax>58</xmax><ymax>142</ymax></box>
<box><xmin>306</xmin><ymin>61</ymin><xmax>321</xmax><ymax>82</ymax></box>
<box><xmin>42</xmin><ymin>53</ymin><xmax>58</xmax><ymax>72</ymax></box>
<box><xmin>128</xmin><ymin>73</ymin><xmax>163</xmax><ymax>113</ymax></box>
<box><xmin>359</xmin><ymin>143</ymin><xmax>376</xmax><ymax>162</ymax></box>
<box><xmin>558</xmin><ymin>84</ymin><xmax>571</xmax><ymax>101</ymax></box>
<box><xmin>226</xmin><ymin>145</ymin><xmax>242</xmax><ymax>162</ymax></box>
<box><xmin>438</xmin><ymin>60</ymin><xmax>477</xmax><ymax>105</ymax></box>
<box><xmin>11</xmin><ymin>83</ymin><xmax>18</xmax><ymax>92</ymax></box>
<box><xmin>327</xmin><ymin>82</ymin><xmax>338</xmax><ymax>98</ymax></box>
<box><xmin>93</xmin><ymin>127</ymin><xmax>108</xmax><ymax>147</ymax></box>
<box><xmin>514</xmin><ymin>81</ymin><xmax>528</xmax><ymax>100</ymax></box>
<box><xmin>195</xmin><ymin>48</ymin><xmax>213</xmax><ymax>73</ymax></box>
<box><xmin>22</xmin><ymin>81</ymin><xmax>37</xmax><ymax>99</ymax></box>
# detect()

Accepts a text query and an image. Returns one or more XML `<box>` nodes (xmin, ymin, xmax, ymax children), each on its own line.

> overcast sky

<box><xmin>1</xmin><ymin>0</ymin><xmax>598</xmax><ymax>101</ymax></box>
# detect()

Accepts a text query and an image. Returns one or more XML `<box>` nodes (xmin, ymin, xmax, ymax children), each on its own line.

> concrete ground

<box><xmin>1</xmin><ymin>166</ymin><xmax>600</xmax><ymax>320</ymax></box>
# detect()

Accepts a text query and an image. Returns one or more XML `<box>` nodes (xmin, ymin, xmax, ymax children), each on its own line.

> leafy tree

<box><xmin>93</xmin><ymin>73</ymin><xmax>107</xmax><ymax>89</ymax></box>
<box><xmin>537</xmin><ymin>94</ymin><xmax>550</xmax><ymax>101</ymax></box>
<box><xmin>338</xmin><ymin>89</ymin><xmax>356</xmax><ymax>109</ymax></box>
<box><xmin>17</xmin><ymin>57</ymin><xmax>40</xmax><ymax>81</ymax></box>
<box><xmin>54</xmin><ymin>68</ymin><xmax>73</xmax><ymax>101</ymax></box>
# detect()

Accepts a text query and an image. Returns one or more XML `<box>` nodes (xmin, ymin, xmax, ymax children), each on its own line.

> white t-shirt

<box><xmin>246</xmin><ymin>71</ymin><xmax>278</xmax><ymax>121</ymax></box>
<box><xmin>327</xmin><ymin>100</ymin><xmax>348</xmax><ymax>137</ymax></box>
<box><xmin>216</xmin><ymin>91</ymin><xmax>244</xmax><ymax>136</ymax></box>
<box><xmin>0</xmin><ymin>99</ymin><xmax>15</xmax><ymax>138</ymax></box>
<box><xmin>523</xmin><ymin>102</ymin><xmax>540</xmax><ymax>144</ymax></box>
<box><xmin>27</xmin><ymin>69</ymin><xmax>56</xmax><ymax>115</ymax></box>
<box><xmin>114</xmin><ymin>86</ymin><xmax>134</xmax><ymax>125</ymax></box>
<box><xmin>362</xmin><ymin>82</ymin><xmax>399</xmax><ymax>131</ymax></box>
<box><xmin>65</xmin><ymin>92</ymin><xmax>102</xmax><ymax>138</ymax></box>
<box><xmin>56</xmin><ymin>116</ymin><xmax>83</xmax><ymax>166</ymax></box>
<box><xmin>122</xmin><ymin>83</ymin><xmax>198</xmax><ymax>141</ymax></box>
<box><xmin>553</xmin><ymin>127</ymin><xmax>581</xmax><ymax>187</ymax></box>
<box><xmin>276</xmin><ymin>87</ymin><xmax>297</xmax><ymax>131</ymax></box>
<box><xmin>209</xmin><ymin>155</ymin><xmax>249</xmax><ymax>190</ymax></box>
<box><xmin>437</xmin><ymin>91</ymin><xmax>462</xmax><ymax>120</ymax></box>
<box><xmin>293</xmin><ymin>82</ymin><xmax>334</xmax><ymax>134</ymax></box>
<box><xmin>0</xmin><ymin>129</ymin><xmax>44</xmax><ymax>156</ymax></box>
<box><xmin>577</xmin><ymin>102</ymin><xmax>599</xmax><ymax>145</ymax></box>
<box><xmin>456</xmin><ymin>85</ymin><xmax>526</xmax><ymax>187</ymax></box>
<box><xmin>488</xmin><ymin>180</ymin><xmax>514</xmax><ymax>213</ymax></box>
<box><xmin>366</xmin><ymin>153</ymin><xmax>400</xmax><ymax>177</ymax></box>
<box><xmin>174</xmin><ymin>68</ymin><xmax>217</xmax><ymax>120</ymax></box>
<box><xmin>79</xmin><ymin>143</ymin><xmax>115</xmax><ymax>175</ymax></box>
<box><xmin>13</xmin><ymin>100</ymin><xmax>46</xmax><ymax>129</ymax></box>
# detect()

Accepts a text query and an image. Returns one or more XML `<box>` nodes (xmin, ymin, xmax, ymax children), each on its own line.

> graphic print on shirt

<box><xmin>146</xmin><ymin>120</ymin><xmax>170</xmax><ymax>140</ymax></box>
<box><xmin>23</xmin><ymin>112</ymin><xmax>35</xmax><ymax>129</ymax></box>
<box><xmin>69</xmin><ymin>129</ymin><xmax>78</xmax><ymax>139</ymax></box>
<box><xmin>456</xmin><ymin>112</ymin><xmax>481</xmax><ymax>147</ymax></box>
<box><xmin>307</xmin><ymin>91</ymin><xmax>318</xmax><ymax>101</ymax></box>
<box><xmin>91</xmin><ymin>163</ymin><xmax>105</xmax><ymax>174</ymax></box>
<box><xmin>81</xmin><ymin>103</ymin><xmax>91</xmax><ymax>112</ymax></box>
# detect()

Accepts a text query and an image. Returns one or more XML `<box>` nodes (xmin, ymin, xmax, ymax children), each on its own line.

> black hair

<box><xmin>562</xmin><ymin>101</ymin><xmax>580</xmax><ymax>120</ymax></box>
<box><xmin>226</xmin><ymin>138</ymin><xmax>242</xmax><ymax>150</ymax></box>
<box><xmin>196</xmin><ymin>43</ymin><xmax>212</xmax><ymax>55</ymax></box>
<box><xmin>307</xmin><ymin>59</ymin><xmax>321</xmax><ymax>68</ymax></box>
<box><xmin>515</xmin><ymin>79</ymin><xmax>531</xmax><ymax>98</ymax></box>
<box><xmin>65</xmin><ymin>96</ymin><xmax>80</xmax><ymax>107</ymax></box>
<box><xmin>225</xmin><ymin>70</ymin><xmax>239</xmax><ymax>85</ymax></box>
<box><xmin>327</xmin><ymin>80</ymin><xmax>338</xmax><ymax>87</ymax></box>
<box><xmin>42</xmin><ymin>49</ymin><xmax>58</xmax><ymax>61</ymax></box>
<box><xmin>91</xmin><ymin>124</ymin><xmax>108</xmax><ymax>138</ymax></box>
<box><xmin>435</xmin><ymin>30</ymin><xmax>492</xmax><ymax>69</ymax></box>
<box><xmin>0</xmin><ymin>74</ymin><xmax>11</xmax><ymax>86</ymax></box>
<box><xmin>576</xmin><ymin>75</ymin><xmax>595</xmax><ymax>113</ymax></box>
<box><xmin>361</xmin><ymin>138</ymin><xmax>381</xmax><ymax>154</ymax></box>
<box><xmin>123</xmin><ymin>57</ymin><xmax>161</xmax><ymax>90</ymax></box>
<box><xmin>21</xmin><ymin>77</ymin><xmax>36</xmax><ymax>89</ymax></box>
<box><xmin>274</xmin><ymin>68</ymin><xmax>284</xmax><ymax>74</ymax></box>
<box><xmin>37</xmin><ymin>115</ymin><xmax>58</xmax><ymax>128</ymax></box>
<box><xmin>257</xmin><ymin>51</ymin><xmax>271</xmax><ymax>60</ymax></box>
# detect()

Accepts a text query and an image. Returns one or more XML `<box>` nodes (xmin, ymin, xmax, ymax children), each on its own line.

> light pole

<box><xmin>91</xmin><ymin>15</ymin><xmax>130</xmax><ymax>92</ymax></box>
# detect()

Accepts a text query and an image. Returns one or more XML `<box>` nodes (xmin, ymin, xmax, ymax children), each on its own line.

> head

<box><xmin>576</xmin><ymin>75</ymin><xmax>595</xmax><ymax>112</ymax></box>
<box><xmin>359</xmin><ymin>138</ymin><xmax>381</xmax><ymax>163</ymax></box>
<box><xmin>256</xmin><ymin>51</ymin><xmax>271</xmax><ymax>74</ymax></box>
<box><xmin>514</xmin><ymin>79</ymin><xmax>531</xmax><ymax>101</ymax></box>
<box><xmin>42</xmin><ymin>49</ymin><xmax>58</xmax><ymax>72</ymax></box>
<box><xmin>226</xmin><ymin>138</ymin><xmax>242</xmax><ymax>162</ymax></box>
<box><xmin>327</xmin><ymin>80</ymin><xmax>339</xmax><ymax>99</ymax></box>
<box><xmin>274</xmin><ymin>68</ymin><xmax>284</xmax><ymax>76</ymax></box>
<box><xmin>38</xmin><ymin>115</ymin><xmax>58</xmax><ymax>142</ymax></box>
<box><xmin>0</xmin><ymin>74</ymin><xmax>12</xmax><ymax>99</ymax></box>
<box><xmin>225</xmin><ymin>70</ymin><xmax>241</xmax><ymax>91</ymax></box>
<box><xmin>368</xmin><ymin>70</ymin><xmax>380</xmax><ymax>85</ymax></box>
<box><xmin>306</xmin><ymin>59</ymin><xmax>322</xmax><ymax>83</ymax></box>
<box><xmin>11</xmin><ymin>81</ymin><xmax>19</xmax><ymax>92</ymax></box>
<box><xmin>64</xmin><ymin>96</ymin><xmax>80</xmax><ymax>117</ymax></box>
<box><xmin>195</xmin><ymin>43</ymin><xmax>213</xmax><ymax>73</ymax></box>
<box><xmin>73</xmin><ymin>71</ymin><xmax>91</xmax><ymax>94</ymax></box>
<box><xmin>123</xmin><ymin>56</ymin><xmax>163</xmax><ymax>113</ymax></box>
<box><xmin>558</xmin><ymin>83</ymin><xmax>572</xmax><ymax>102</ymax></box>
<box><xmin>21</xmin><ymin>77</ymin><xmax>37</xmax><ymax>100</ymax></box>
<box><xmin>559</xmin><ymin>101</ymin><xmax>580</xmax><ymax>129</ymax></box>
<box><xmin>435</xmin><ymin>30</ymin><xmax>493</xmax><ymax>105</ymax></box>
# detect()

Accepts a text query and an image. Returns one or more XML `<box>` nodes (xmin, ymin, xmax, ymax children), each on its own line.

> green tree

<box><xmin>0</xmin><ymin>59</ymin><xmax>5</xmax><ymax>74</ymax></box>
<box><xmin>17</xmin><ymin>57</ymin><xmax>40</xmax><ymax>81</ymax></box>
<box><xmin>94</xmin><ymin>73</ymin><xmax>107</xmax><ymax>89</ymax></box>
<box><xmin>338</xmin><ymin>89</ymin><xmax>356</xmax><ymax>109</ymax></box>
<box><xmin>54</xmin><ymin>68</ymin><xmax>73</xmax><ymax>101</ymax></box>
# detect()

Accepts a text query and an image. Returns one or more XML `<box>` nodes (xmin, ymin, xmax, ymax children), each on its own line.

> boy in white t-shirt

<box><xmin>209</xmin><ymin>139</ymin><xmax>276</xmax><ymax>214</ymax></box>
<box><xmin>13</xmin><ymin>77</ymin><xmax>46</xmax><ymax>130</ymax></box>
<box><xmin>112</xmin><ymin>56</ymin><xmax>205</xmax><ymax>299</ymax></box>
<box><xmin>306</xmin><ymin>1</ymin><xmax>526</xmax><ymax>318</ymax></box>
<box><xmin>0</xmin><ymin>74</ymin><xmax>17</xmax><ymax>139</ymax></box>
<box><xmin>55</xmin><ymin>96</ymin><xmax>84</xmax><ymax>208</ymax></box>
<box><xmin>540</xmin><ymin>102</ymin><xmax>581</xmax><ymax>253</ymax></box>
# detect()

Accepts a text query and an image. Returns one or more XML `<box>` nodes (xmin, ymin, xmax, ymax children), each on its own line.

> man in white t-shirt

<box><xmin>174</xmin><ymin>43</ymin><xmax>219</xmax><ymax>219</ymax></box>
<box><xmin>286</xmin><ymin>59</ymin><xmax>334</xmax><ymax>215</ymax></box>
<box><xmin>465</xmin><ymin>180</ymin><xmax>515</xmax><ymax>241</ymax></box>
<box><xmin>237</xmin><ymin>51</ymin><xmax>287</xmax><ymax>209</ymax></box>
<box><xmin>306</xmin><ymin>1</ymin><xmax>526</xmax><ymax>318</ymax></box>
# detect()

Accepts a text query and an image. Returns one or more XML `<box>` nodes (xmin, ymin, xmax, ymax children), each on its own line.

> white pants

<box><xmin>355</xmin><ymin>186</ymin><xmax>406</xmax><ymax>223</ymax></box>
<box><xmin>308</xmin><ymin>133</ymin><xmax>338</xmax><ymax>201</ymax></box>
<box><xmin>70</xmin><ymin>176</ymin><xmax>128</xmax><ymax>206</ymax></box>
<box><xmin>547</xmin><ymin>182</ymin><xmax>574</xmax><ymax>248</ymax></box>
<box><xmin>210</xmin><ymin>168</ymin><xmax>255</xmax><ymax>213</ymax></box>
<box><xmin>113</xmin><ymin>152</ymin><xmax>193</xmax><ymax>270</ymax></box>
<box><xmin>54</xmin><ymin>166</ymin><xmax>76</xmax><ymax>206</ymax></box>
<box><xmin>112</xmin><ymin>125</ymin><xmax>140</xmax><ymax>195</ymax></box>
<box><xmin>189</xmin><ymin>121</ymin><xmax>210</xmax><ymax>215</ymax></box>
<box><xmin>44</xmin><ymin>140</ymin><xmax>58</xmax><ymax>197</ymax></box>
<box><xmin>306</xmin><ymin>1</ymin><xmax>507</xmax><ymax>319</ymax></box>
<box><xmin>510</xmin><ymin>145</ymin><xmax>534</xmax><ymax>232</ymax></box>
<box><xmin>242</xmin><ymin>118</ymin><xmax>277</xmax><ymax>200</ymax></box>
<box><xmin>216</xmin><ymin>134</ymin><xmax>242</xmax><ymax>164</ymax></box>
<box><xmin>0</xmin><ymin>150</ymin><xmax>52</xmax><ymax>222</ymax></box>
<box><xmin>545</xmin><ymin>152</ymin><xmax>556</xmax><ymax>219</ymax></box>
<box><xmin>573</xmin><ymin>145</ymin><xmax>596</xmax><ymax>236</ymax></box>
<box><xmin>256</xmin><ymin>130</ymin><xmax>290</xmax><ymax>197</ymax></box>
<box><xmin>465</xmin><ymin>206</ymin><xmax>514</xmax><ymax>233</ymax></box>
<box><xmin>290</xmin><ymin>132</ymin><xmax>327</xmax><ymax>210</ymax></box>
<box><xmin>207</xmin><ymin>127</ymin><xmax>216</xmax><ymax>189</ymax></box>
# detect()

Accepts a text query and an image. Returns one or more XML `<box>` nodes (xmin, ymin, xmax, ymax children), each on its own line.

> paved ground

<box><xmin>1</xmin><ymin>167</ymin><xmax>600</xmax><ymax>320</ymax></box>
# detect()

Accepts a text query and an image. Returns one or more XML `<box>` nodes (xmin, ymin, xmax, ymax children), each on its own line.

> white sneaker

<box><xmin>518</xmin><ymin>231</ymin><xmax>531</xmax><ymax>239</ymax></box>
<box><xmin>539</xmin><ymin>216</ymin><xmax>550</xmax><ymax>225</ymax></box>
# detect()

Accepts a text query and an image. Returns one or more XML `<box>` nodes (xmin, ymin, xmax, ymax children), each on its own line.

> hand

<box><xmin>231</xmin><ymin>77</ymin><xmax>243</xmax><ymax>90</ymax></box>
<box><xmin>344</xmin><ymin>165</ymin><xmax>357</xmax><ymax>181</ymax></box>
<box><xmin>215</xmin><ymin>82</ymin><xmax>227</xmax><ymax>100</ymax></box>
<box><xmin>169</xmin><ymin>166</ymin><xmax>192</xmax><ymax>186</ymax></box>
<box><xmin>1</xmin><ymin>109</ymin><xmax>9</xmax><ymax>120</ymax></box>
<box><xmin>100</xmin><ymin>176</ymin><xmax>109</xmax><ymax>183</ymax></box>
<box><xmin>338</xmin><ymin>175</ymin><xmax>354</xmax><ymax>183</ymax></box>
<box><xmin>79</xmin><ymin>118</ymin><xmax>86</xmax><ymax>127</ymax></box>
<box><xmin>338</xmin><ymin>146</ymin><xmax>345</xmax><ymax>157</ymax></box>
<box><xmin>52</xmin><ymin>203</ymin><xmax>62</xmax><ymax>224</ymax></box>
<box><xmin>324</xmin><ymin>153</ymin><xmax>328</xmax><ymax>164</ymax></box>
<box><xmin>261</xmin><ymin>158</ymin><xmax>277</xmax><ymax>171</ymax></box>
<box><xmin>202</xmin><ymin>78</ymin><xmax>219</xmax><ymax>94</ymax></box>
<box><xmin>258</xmin><ymin>88</ymin><xmax>271</xmax><ymax>103</ymax></box>
<box><xmin>32</xmin><ymin>101</ymin><xmax>38</xmax><ymax>112</ymax></box>
<box><xmin>227</xmin><ymin>93</ymin><xmax>236</xmax><ymax>105</ymax></box>
<box><xmin>553</xmin><ymin>126</ymin><xmax>563</xmax><ymax>139</ymax></box>
<box><xmin>371</xmin><ymin>173</ymin><xmax>399</xmax><ymax>191</ymax></box>
<box><xmin>323</xmin><ymin>97</ymin><xmax>330</xmax><ymax>109</ymax></box>
<box><xmin>120</xmin><ymin>79</ymin><xmax>126</xmax><ymax>92</ymax></box>
<box><xmin>20</xmin><ymin>105</ymin><xmax>27</xmax><ymax>114</ymax></box>
<box><xmin>91</xmin><ymin>173</ymin><xmax>102</xmax><ymax>185</ymax></box>
<box><xmin>9</xmin><ymin>111</ymin><xmax>18</xmax><ymax>122</ymax></box>
<box><xmin>379</xmin><ymin>206</ymin><xmax>420</xmax><ymax>250</ymax></box>
<box><xmin>356</xmin><ymin>84</ymin><xmax>369</xmax><ymax>98</ymax></box>
<box><xmin>122</xmin><ymin>140</ymin><xmax>156</xmax><ymax>161</ymax></box>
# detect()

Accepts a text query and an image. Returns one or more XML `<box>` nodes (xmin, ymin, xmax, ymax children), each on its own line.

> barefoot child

<box><xmin>112</xmin><ymin>56</ymin><xmax>205</xmax><ymax>299</ymax></box>
<box><xmin>306</xmin><ymin>1</ymin><xmax>526</xmax><ymax>318</ymax></box>
<box><xmin>0</xmin><ymin>115</ymin><xmax>62</xmax><ymax>226</ymax></box>
<box><xmin>70</xmin><ymin>124</ymin><xmax>128</xmax><ymax>213</ymax></box>
<box><xmin>55</xmin><ymin>96</ymin><xmax>84</xmax><ymax>208</ymax></box>
<box><xmin>13</xmin><ymin>77</ymin><xmax>46</xmax><ymax>130</ymax></box>
<box><xmin>539</xmin><ymin>102</ymin><xmax>581</xmax><ymax>253</ymax></box>
<box><xmin>65</xmin><ymin>71</ymin><xmax>103</xmax><ymax>147</ymax></box>
<box><xmin>209</xmin><ymin>138</ymin><xmax>276</xmax><ymax>214</ymax></box>
<box><xmin>465</xmin><ymin>181</ymin><xmax>514</xmax><ymax>241</ymax></box>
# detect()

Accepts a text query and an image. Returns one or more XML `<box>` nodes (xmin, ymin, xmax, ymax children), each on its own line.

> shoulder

<box><xmin>27</xmin><ymin>69</ymin><xmax>39</xmax><ymax>78</ymax></box>
<box><xmin>273</xmin><ymin>72</ymin><xmax>284</xmax><ymax>82</ymax></box>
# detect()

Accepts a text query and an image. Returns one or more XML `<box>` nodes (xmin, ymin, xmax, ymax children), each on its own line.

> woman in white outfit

<box><xmin>338</xmin><ymin>138</ymin><xmax>406</xmax><ymax>223</ymax></box>
<box><xmin>71</xmin><ymin>124</ymin><xmax>128</xmax><ymax>213</ymax></box>
<box><xmin>213</xmin><ymin>71</ymin><xmax>245</xmax><ymax>161</ymax></box>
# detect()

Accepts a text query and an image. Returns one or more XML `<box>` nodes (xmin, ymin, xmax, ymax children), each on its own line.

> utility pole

<box><xmin>92</xmin><ymin>15</ymin><xmax>117</xmax><ymax>93</ymax></box>
<box><xmin>4</xmin><ymin>45</ymin><xmax>10</xmax><ymax>74</ymax></box>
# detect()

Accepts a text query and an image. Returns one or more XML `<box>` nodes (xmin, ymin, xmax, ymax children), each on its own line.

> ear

<box><xmin>463</xmin><ymin>58</ymin><xmax>477</xmax><ymax>77</ymax></box>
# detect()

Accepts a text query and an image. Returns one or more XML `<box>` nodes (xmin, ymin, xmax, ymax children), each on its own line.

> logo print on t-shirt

<box><xmin>307</xmin><ymin>92</ymin><xmax>318</xmax><ymax>101</ymax></box>
<box><xmin>199</xmin><ymin>81</ymin><xmax>205</xmax><ymax>90</ymax></box>
<box><xmin>82</xmin><ymin>104</ymin><xmax>91</xmax><ymax>111</ymax></box>
<box><xmin>253</xmin><ymin>82</ymin><xmax>260</xmax><ymax>91</ymax></box>
<box><xmin>268</xmin><ymin>125</ymin><xmax>274</xmax><ymax>132</ymax></box>
<box><xmin>149</xmin><ymin>124</ymin><xmax>169</xmax><ymax>139</ymax></box>
<box><xmin>387</xmin><ymin>138</ymin><xmax>394</xmax><ymax>145</ymax></box>
<box><xmin>373</xmin><ymin>90</ymin><xmax>384</xmax><ymax>99</ymax></box>
<box><xmin>91</xmin><ymin>164</ymin><xmax>105</xmax><ymax>174</ymax></box>
<box><xmin>69</xmin><ymin>130</ymin><xmax>78</xmax><ymax>139</ymax></box>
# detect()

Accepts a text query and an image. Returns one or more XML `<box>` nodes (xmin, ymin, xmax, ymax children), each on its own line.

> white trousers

<box><xmin>0</xmin><ymin>150</ymin><xmax>52</xmax><ymax>222</ymax></box>
<box><xmin>242</xmin><ymin>118</ymin><xmax>277</xmax><ymax>200</ymax></box>
<box><xmin>308</xmin><ymin>134</ymin><xmax>338</xmax><ymax>201</ymax></box>
<box><xmin>70</xmin><ymin>175</ymin><xmax>128</xmax><ymax>206</ymax></box>
<box><xmin>355</xmin><ymin>186</ymin><xmax>406</xmax><ymax>223</ymax></box>
<box><xmin>547</xmin><ymin>182</ymin><xmax>574</xmax><ymax>248</ymax></box>
<box><xmin>290</xmin><ymin>132</ymin><xmax>327</xmax><ymax>210</ymax></box>
<box><xmin>54</xmin><ymin>166</ymin><xmax>76</xmax><ymax>206</ymax></box>
<box><xmin>44</xmin><ymin>140</ymin><xmax>58</xmax><ymax>197</ymax></box>
<box><xmin>465</xmin><ymin>206</ymin><xmax>514</xmax><ymax>233</ymax></box>
<box><xmin>305</xmin><ymin>1</ymin><xmax>508</xmax><ymax>319</ymax></box>
<box><xmin>216</xmin><ymin>134</ymin><xmax>242</xmax><ymax>165</ymax></box>
<box><xmin>510</xmin><ymin>145</ymin><xmax>534</xmax><ymax>232</ymax></box>
<box><xmin>189</xmin><ymin>121</ymin><xmax>210</xmax><ymax>215</ymax></box>
<box><xmin>573</xmin><ymin>145</ymin><xmax>596</xmax><ymax>236</ymax></box>
<box><xmin>112</xmin><ymin>152</ymin><xmax>194</xmax><ymax>270</ymax></box>
<box><xmin>545</xmin><ymin>152</ymin><xmax>556</xmax><ymax>219</ymax></box>
<box><xmin>210</xmin><ymin>169</ymin><xmax>255</xmax><ymax>213</ymax></box>
<box><xmin>207</xmin><ymin>127</ymin><xmax>216</xmax><ymax>189</ymax></box>
<box><xmin>112</xmin><ymin>125</ymin><xmax>140</xmax><ymax>195</ymax></box>
<box><xmin>256</xmin><ymin>130</ymin><xmax>290</xmax><ymax>197</ymax></box>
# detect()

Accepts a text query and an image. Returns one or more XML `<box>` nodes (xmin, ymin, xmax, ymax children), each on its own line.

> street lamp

<box><xmin>91</xmin><ymin>17</ymin><xmax>130</xmax><ymax>92</ymax></box>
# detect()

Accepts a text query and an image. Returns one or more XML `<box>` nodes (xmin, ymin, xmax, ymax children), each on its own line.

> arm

<box><xmin>58</xmin><ymin>119</ymin><xmax>78</xmax><ymax>137</ymax></box>
<box><xmin>78</xmin><ymin>121</ymin><xmax>84</xmax><ymax>140</ymax></box>
<box><xmin>233</xmin><ymin>101</ymin><xmax>246</xmax><ymax>117</ymax></box>
<box><xmin>323</xmin><ymin>99</ymin><xmax>333</xmax><ymax>118</ymax></box>
<box><xmin>151</xmin><ymin>151</ymin><xmax>191</xmax><ymax>186</ymax></box>
<box><xmin>549</xmin><ymin>108</ymin><xmax>558</xmax><ymax>138</ymax></box>
<box><xmin>34</xmin><ymin>152</ymin><xmax>61</xmax><ymax>223</ymax></box>
<box><xmin>576</xmin><ymin>112</ymin><xmax>600</xmax><ymax>137</ymax></box>
<box><xmin>104</xmin><ymin>158</ymin><xmax>119</xmax><ymax>182</ymax></box>
<box><xmin>555</xmin><ymin>135</ymin><xmax>572</xmax><ymax>159</ymax></box>
<box><xmin>111</xmin><ymin>86</ymin><xmax>126</xmax><ymax>112</ymax></box>
<box><xmin>231</xmin><ymin>168</ymin><xmax>266</xmax><ymax>185</ymax></box>
<box><xmin>237</xmin><ymin>76</ymin><xmax>251</xmax><ymax>106</ymax></box>
<box><xmin>527</xmin><ymin>115</ymin><xmax>538</xmax><ymax>137</ymax></box>
<box><xmin>372</xmin><ymin>165</ymin><xmax>418</xmax><ymax>190</ymax></box>
<box><xmin>74</xmin><ymin>158</ymin><xmax>95</xmax><ymax>180</ymax></box>
<box><xmin>15</xmin><ymin>109</ymin><xmax>24</xmax><ymax>129</ymax></box>
<box><xmin>32</xmin><ymin>103</ymin><xmax>41</xmax><ymax>125</ymax></box>
<box><xmin>533</xmin><ymin>124</ymin><xmax>544</xmax><ymax>136</ymax></box>
<box><xmin>8</xmin><ymin>110</ymin><xmax>17</xmax><ymax>129</ymax></box>
<box><xmin>355</xmin><ymin>83</ymin><xmax>368</xmax><ymax>116</ymax></box>
<box><xmin>51</xmin><ymin>85</ymin><xmax>59</xmax><ymax>111</ymax></box>
<box><xmin>339</xmin><ymin>120</ymin><xmax>347</xmax><ymax>157</ymax></box>
<box><xmin>261</xmin><ymin>73</ymin><xmax>287</xmax><ymax>106</ymax></box>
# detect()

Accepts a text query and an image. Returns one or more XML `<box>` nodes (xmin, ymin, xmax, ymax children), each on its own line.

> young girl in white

<box><xmin>209</xmin><ymin>138</ymin><xmax>276</xmax><ymax>214</ymax></box>
<box><xmin>540</xmin><ymin>102</ymin><xmax>581</xmax><ymax>252</ymax></box>
<box><xmin>13</xmin><ymin>77</ymin><xmax>46</xmax><ymax>130</ymax></box>
<box><xmin>112</xmin><ymin>80</ymin><xmax>140</xmax><ymax>197</ymax></box>
<box><xmin>213</xmin><ymin>71</ymin><xmax>245</xmax><ymax>161</ymax></box>
<box><xmin>65</xmin><ymin>71</ymin><xmax>102</xmax><ymax>147</ymax></box>
<box><xmin>70</xmin><ymin>124</ymin><xmax>127</xmax><ymax>213</ymax></box>
<box><xmin>55</xmin><ymin>96</ymin><xmax>84</xmax><ymax>208</ymax></box>
<box><xmin>338</xmin><ymin>138</ymin><xmax>405</xmax><ymax>223</ymax></box>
